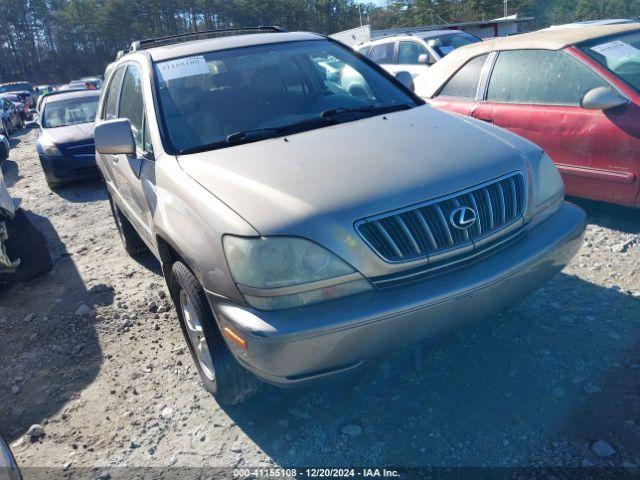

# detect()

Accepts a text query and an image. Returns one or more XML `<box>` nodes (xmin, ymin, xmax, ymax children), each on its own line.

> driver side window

<box><xmin>487</xmin><ymin>50</ymin><xmax>609</xmax><ymax>105</ymax></box>
<box><xmin>398</xmin><ymin>41</ymin><xmax>428</xmax><ymax>65</ymax></box>
<box><xmin>118</xmin><ymin>65</ymin><xmax>144</xmax><ymax>150</ymax></box>
<box><xmin>103</xmin><ymin>67</ymin><xmax>126</xmax><ymax>120</ymax></box>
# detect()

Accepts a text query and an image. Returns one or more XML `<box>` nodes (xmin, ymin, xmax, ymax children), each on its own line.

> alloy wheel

<box><xmin>179</xmin><ymin>289</ymin><xmax>215</xmax><ymax>382</ymax></box>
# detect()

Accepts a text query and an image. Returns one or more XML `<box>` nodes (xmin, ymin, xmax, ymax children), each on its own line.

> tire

<box><xmin>0</xmin><ymin>209</ymin><xmax>53</xmax><ymax>289</ymax></box>
<box><xmin>108</xmin><ymin>195</ymin><xmax>147</xmax><ymax>256</ymax></box>
<box><xmin>169</xmin><ymin>261</ymin><xmax>261</xmax><ymax>405</ymax></box>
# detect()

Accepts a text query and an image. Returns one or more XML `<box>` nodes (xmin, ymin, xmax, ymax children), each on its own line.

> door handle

<box><xmin>470</xmin><ymin>109</ymin><xmax>493</xmax><ymax>123</ymax></box>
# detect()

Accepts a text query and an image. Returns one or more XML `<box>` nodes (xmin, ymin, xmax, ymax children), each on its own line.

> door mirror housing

<box><xmin>418</xmin><ymin>53</ymin><xmax>431</xmax><ymax>65</ymax></box>
<box><xmin>394</xmin><ymin>71</ymin><xmax>415</xmax><ymax>91</ymax></box>
<box><xmin>95</xmin><ymin>118</ymin><xmax>136</xmax><ymax>155</ymax></box>
<box><xmin>580</xmin><ymin>87</ymin><xmax>628</xmax><ymax>111</ymax></box>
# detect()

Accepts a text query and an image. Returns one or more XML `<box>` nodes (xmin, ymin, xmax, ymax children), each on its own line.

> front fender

<box><xmin>152</xmin><ymin>156</ymin><xmax>258</xmax><ymax>302</ymax></box>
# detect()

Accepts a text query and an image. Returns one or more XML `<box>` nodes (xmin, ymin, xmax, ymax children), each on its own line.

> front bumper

<box><xmin>38</xmin><ymin>154</ymin><xmax>99</xmax><ymax>184</ymax></box>
<box><xmin>209</xmin><ymin>202</ymin><xmax>586</xmax><ymax>386</ymax></box>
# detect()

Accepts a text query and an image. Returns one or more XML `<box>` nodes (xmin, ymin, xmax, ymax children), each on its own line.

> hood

<box><xmin>178</xmin><ymin>105</ymin><xmax>541</xmax><ymax>271</ymax></box>
<box><xmin>41</xmin><ymin>122</ymin><xmax>94</xmax><ymax>145</ymax></box>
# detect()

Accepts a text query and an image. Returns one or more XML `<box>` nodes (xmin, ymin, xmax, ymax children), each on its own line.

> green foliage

<box><xmin>1</xmin><ymin>0</ymin><xmax>640</xmax><ymax>82</ymax></box>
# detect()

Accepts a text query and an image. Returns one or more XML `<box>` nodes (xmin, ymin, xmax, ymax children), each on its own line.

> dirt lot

<box><xmin>0</xmin><ymin>127</ymin><xmax>639</xmax><ymax>477</ymax></box>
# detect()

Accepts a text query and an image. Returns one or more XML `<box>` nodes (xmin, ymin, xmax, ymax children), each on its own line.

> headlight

<box><xmin>535</xmin><ymin>152</ymin><xmax>564</xmax><ymax>211</ymax></box>
<box><xmin>223</xmin><ymin>236</ymin><xmax>372</xmax><ymax>310</ymax></box>
<box><xmin>40</xmin><ymin>137</ymin><xmax>61</xmax><ymax>157</ymax></box>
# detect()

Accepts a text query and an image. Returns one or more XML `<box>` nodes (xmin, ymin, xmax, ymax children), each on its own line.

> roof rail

<box><xmin>129</xmin><ymin>26</ymin><xmax>287</xmax><ymax>52</ymax></box>
<box><xmin>375</xmin><ymin>31</ymin><xmax>415</xmax><ymax>39</ymax></box>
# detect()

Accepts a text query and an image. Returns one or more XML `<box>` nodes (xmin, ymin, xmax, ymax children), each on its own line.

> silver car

<box><xmin>356</xmin><ymin>30</ymin><xmax>482</xmax><ymax>78</ymax></box>
<box><xmin>94</xmin><ymin>27</ymin><xmax>586</xmax><ymax>404</ymax></box>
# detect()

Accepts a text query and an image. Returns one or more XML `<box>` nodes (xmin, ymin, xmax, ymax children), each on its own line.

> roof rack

<box><xmin>129</xmin><ymin>26</ymin><xmax>287</xmax><ymax>52</ymax></box>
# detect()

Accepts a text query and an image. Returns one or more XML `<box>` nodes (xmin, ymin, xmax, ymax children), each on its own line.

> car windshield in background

<box><xmin>580</xmin><ymin>32</ymin><xmax>640</xmax><ymax>91</ymax></box>
<box><xmin>42</xmin><ymin>97</ymin><xmax>98</xmax><ymax>128</ymax></box>
<box><xmin>154</xmin><ymin>39</ymin><xmax>417</xmax><ymax>153</ymax></box>
<box><xmin>429</xmin><ymin>32</ymin><xmax>481</xmax><ymax>57</ymax></box>
<box><xmin>0</xmin><ymin>83</ymin><xmax>31</xmax><ymax>93</ymax></box>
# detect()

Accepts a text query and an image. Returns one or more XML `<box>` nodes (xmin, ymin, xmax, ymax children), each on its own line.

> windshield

<box><xmin>0</xmin><ymin>83</ymin><xmax>31</xmax><ymax>93</ymax></box>
<box><xmin>154</xmin><ymin>39</ymin><xmax>417</xmax><ymax>153</ymax></box>
<box><xmin>42</xmin><ymin>96</ymin><xmax>98</xmax><ymax>128</ymax></box>
<box><xmin>580</xmin><ymin>32</ymin><xmax>640</xmax><ymax>92</ymax></box>
<box><xmin>428</xmin><ymin>32</ymin><xmax>481</xmax><ymax>57</ymax></box>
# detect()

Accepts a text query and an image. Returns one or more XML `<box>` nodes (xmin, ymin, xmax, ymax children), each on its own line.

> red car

<box><xmin>414</xmin><ymin>24</ymin><xmax>640</xmax><ymax>208</ymax></box>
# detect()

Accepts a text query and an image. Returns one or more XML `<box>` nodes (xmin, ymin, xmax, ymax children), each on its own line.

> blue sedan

<box><xmin>36</xmin><ymin>90</ymin><xmax>101</xmax><ymax>188</ymax></box>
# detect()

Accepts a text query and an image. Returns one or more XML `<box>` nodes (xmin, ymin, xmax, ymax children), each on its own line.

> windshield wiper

<box><xmin>320</xmin><ymin>103</ymin><xmax>414</xmax><ymax>119</ymax></box>
<box><xmin>178</xmin><ymin>104</ymin><xmax>415</xmax><ymax>154</ymax></box>
<box><xmin>223</xmin><ymin>116</ymin><xmax>337</xmax><ymax>144</ymax></box>
<box><xmin>178</xmin><ymin>117</ymin><xmax>334</xmax><ymax>154</ymax></box>
<box><xmin>225</xmin><ymin>128</ymin><xmax>282</xmax><ymax>143</ymax></box>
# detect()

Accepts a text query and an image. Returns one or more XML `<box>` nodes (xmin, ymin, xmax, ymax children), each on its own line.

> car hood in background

<box><xmin>40</xmin><ymin>122</ymin><xmax>94</xmax><ymax>145</ymax></box>
<box><xmin>178</xmin><ymin>105</ymin><xmax>542</xmax><ymax>272</ymax></box>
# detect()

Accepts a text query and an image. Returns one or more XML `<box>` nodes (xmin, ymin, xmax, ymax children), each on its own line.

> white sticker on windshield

<box><xmin>591</xmin><ymin>40</ymin><xmax>640</xmax><ymax>60</ymax></box>
<box><xmin>157</xmin><ymin>56</ymin><xmax>210</xmax><ymax>82</ymax></box>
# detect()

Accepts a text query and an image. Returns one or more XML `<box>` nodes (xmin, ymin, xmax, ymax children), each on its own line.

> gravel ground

<box><xmin>0</xmin><ymin>127</ymin><xmax>639</xmax><ymax>477</ymax></box>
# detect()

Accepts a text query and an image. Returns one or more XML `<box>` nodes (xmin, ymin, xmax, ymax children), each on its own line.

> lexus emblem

<box><xmin>450</xmin><ymin>206</ymin><xmax>477</xmax><ymax>230</ymax></box>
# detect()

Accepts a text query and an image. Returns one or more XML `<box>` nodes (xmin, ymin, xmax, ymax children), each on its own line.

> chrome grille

<box><xmin>356</xmin><ymin>172</ymin><xmax>526</xmax><ymax>263</ymax></box>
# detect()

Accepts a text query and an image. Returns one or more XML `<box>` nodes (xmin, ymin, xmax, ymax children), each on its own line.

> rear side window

<box><xmin>118</xmin><ymin>65</ymin><xmax>144</xmax><ymax>149</ymax></box>
<box><xmin>398</xmin><ymin>41</ymin><xmax>428</xmax><ymax>65</ymax></box>
<box><xmin>103</xmin><ymin>66</ymin><xmax>126</xmax><ymax>120</ymax></box>
<box><xmin>438</xmin><ymin>54</ymin><xmax>488</xmax><ymax>99</ymax></box>
<box><xmin>487</xmin><ymin>49</ymin><xmax>609</xmax><ymax>105</ymax></box>
<box><xmin>370</xmin><ymin>42</ymin><xmax>395</xmax><ymax>64</ymax></box>
<box><xmin>356</xmin><ymin>45</ymin><xmax>371</xmax><ymax>57</ymax></box>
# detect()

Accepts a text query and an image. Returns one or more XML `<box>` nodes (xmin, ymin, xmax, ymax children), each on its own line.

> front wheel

<box><xmin>169</xmin><ymin>261</ymin><xmax>261</xmax><ymax>405</ymax></box>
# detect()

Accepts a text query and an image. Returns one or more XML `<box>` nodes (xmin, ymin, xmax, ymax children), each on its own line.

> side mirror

<box><xmin>580</xmin><ymin>87</ymin><xmax>628</xmax><ymax>111</ymax></box>
<box><xmin>95</xmin><ymin>118</ymin><xmax>135</xmax><ymax>155</ymax></box>
<box><xmin>418</xmin><ymin>53</ymin><xmax>430</xmax><ymax>65</ymax></box>
<box><xmin>394</xmin><ymin>71</ymin><xmax>415</xmax><ymax>91</ymax></box>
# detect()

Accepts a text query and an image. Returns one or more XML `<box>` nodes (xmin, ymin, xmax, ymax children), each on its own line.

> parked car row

<box><xmin>58</xmin><ymin>76</ymin><xmax>103</xmax><ymax>91</ymax></box>
<box><xmin>0</xmin><ymin>81</ymin><xmax>39</xmax><ymax>137</ymax></box>
<box><xmin>20</xmin><ymin>23</ymin><xmax>637</xmax><ymax>406</ymax></box>
<box><xmin>0</xmin><ymin>96</ymin><xmax>23</xmax><ymax>136</ymax></box>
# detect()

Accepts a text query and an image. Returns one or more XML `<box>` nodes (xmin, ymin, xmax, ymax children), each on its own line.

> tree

<box><xmin>2</xmin><ymin>0</ymin><xmax>640</xmax><ymax>82</ymax></box>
